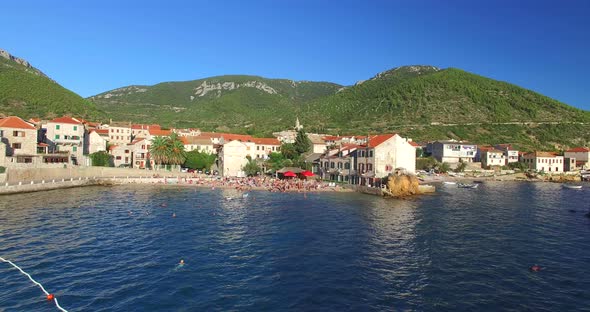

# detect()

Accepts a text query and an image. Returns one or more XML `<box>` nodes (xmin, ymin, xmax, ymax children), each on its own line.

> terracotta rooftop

<box><xmin>50</xmin><ymin>116</ymin><xmax>83</xmax><ymax>125</ymax></box>
<box><xmin>367</xmin><ymin>134</ymin><xmax>396</xmax><ymax>147</ymax></box>
<box><xmin>566</xmin><ymin>147</ymin><xmax>590</xmax><ymax>153</ymax></box>
<box><xmin>149</xmin><ymin>129</ymin><xmax>172</xmax><ymax>136</ymax></box>
<box><xmin>0</xmin><ymin>116</ymin><xmax>36</xmax><ymax>130</ymax></box>
<box><xmin>250</xmin><ymin>138</ymin><xmax>281</xmax><ymax>145</ymax></box>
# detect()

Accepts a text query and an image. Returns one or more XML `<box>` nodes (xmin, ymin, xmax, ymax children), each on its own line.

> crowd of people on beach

<box><xmin>151</xmin><ymin>175</ymin><xmax>339</xmax><ymax>193</ymax></box>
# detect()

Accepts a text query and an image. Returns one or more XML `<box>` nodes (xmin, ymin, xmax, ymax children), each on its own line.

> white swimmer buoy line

<box><xmin>0</xmin><ymin>256</ymin><xmax>69</xmax><ymax>312</ymax></box>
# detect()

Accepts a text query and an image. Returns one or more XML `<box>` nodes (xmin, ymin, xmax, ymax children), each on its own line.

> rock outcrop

<box><xmin>192</xmin><ymin>80</ymin><xmax>277</xmax><ymax>98</ymax></box>
<box><xmin>0</xmin><ymin>48</ymin><xmax>47</xmax><ymax>78</ymax></box>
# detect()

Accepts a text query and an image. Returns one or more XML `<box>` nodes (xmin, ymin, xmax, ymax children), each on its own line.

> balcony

<box><xmin>54</xmin><ymin>138</ymin><xmax>82</xmax><ymax>145</ymax></box>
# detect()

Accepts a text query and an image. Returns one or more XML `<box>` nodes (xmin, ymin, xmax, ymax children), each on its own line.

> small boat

<box><xmin>443</xmin><ymin>181</ymin><xmax>457</xmax><ymax>185</ymax></box>
<box><xmin>562</xmin><ymin>184</ymin><xmax>582</xmax><ymax>189</ymax></box>
<box><xmin>457</xmin><ymin>183</ymin><xmax>478</xmax><ymax>189</ymax></box>
<box><xmin>242</xmin><ymin>193</ymin><xmax>249</xmax><ymax>198</ymax></box>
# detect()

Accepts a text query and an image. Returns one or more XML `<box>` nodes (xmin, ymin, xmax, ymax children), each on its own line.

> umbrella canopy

<box><xmin>283</xmin><ymin>171</ymin><xmax>297</xmax><ymax>177</ymax></box>
<box><xmin>301</xmin><ymin>170</ymin><xmax>314</xmax><ymax>177</ymax></box>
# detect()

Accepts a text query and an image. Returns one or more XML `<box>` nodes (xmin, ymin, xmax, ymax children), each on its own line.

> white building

<box><xmin>107</xmin><ymin>122</ymin><xmax>132</xmax><ymax>144</ymax></box>
<box><xmin>45</xmin><ymin>116</ymin><xmax>87</xmax><ymax>166</ymax></box>
<box><xmin>183</xmin><ymin>136</ymin><xmax>216</xmax><ymax>154</ymax></box>
<box><xmin>521</xmin><ymin>151</ymin><xmax>565</xmax><ymax>173</ymax></box>
<box><xmin>88</xmin><ymin>130</ymin><xmax>107</xmax><ymax>154</ymax></box>
<box><xmin>429</xmin><ymin>140</ymin><xmax>477</xmax><ymax>163</ymax></box>
<box><xmin>218</xmin><ymin>140</ymin><xmax>255</xmax><ymax>177</ymax></box>
<box><xmin>481</xmin><ymin>149</ymin><xmax>506</xmax><ymax>168</ymax></box>
<box><xmin>250</xmin><ymin>137</ymin><xmax>281</xmax><ymax>159</ymax></box>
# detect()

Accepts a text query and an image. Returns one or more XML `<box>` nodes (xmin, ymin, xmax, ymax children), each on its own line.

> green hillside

<box><xmin>89</xmin><ymin>75</ymin><xmax>341</xmax><ymax>133</ymax></box>
<box><xmin>0</xmin><ymin>52</ymin><xmax>103</xmax><ymax>120</ymax></box>
<box><xmin>90</xmin><ymin>65</ymin><xmax>590</xmax><ymax>150</ymax></box>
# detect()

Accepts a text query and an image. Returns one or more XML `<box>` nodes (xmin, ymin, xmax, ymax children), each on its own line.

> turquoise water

<box><xmin>1</xmin><ymin>182</ymin><xmax>589</xmax><ymax>311</ymax></box>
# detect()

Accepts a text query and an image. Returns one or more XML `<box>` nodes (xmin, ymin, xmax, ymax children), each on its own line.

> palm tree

<box><xmin>168</xmin><ymin>134</ymin><xmax>187</xmax><ymax>167</ymax></box>
<box><xmin>149</xmin><ymin>133</ymin><xmax>187</xmax><ymax>170</ymax></box>
<box><xmin>149</xmin><ymin>136</ymin><xmax>170</xmax><ymax>170</ymax></box>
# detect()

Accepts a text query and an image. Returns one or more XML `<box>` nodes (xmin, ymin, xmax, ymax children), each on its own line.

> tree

<box><xmin>184</xmin><ymin>150</ymin><xmax>216</xmax><ymax>170</ymax></box>
<box><xmin>149</xmin><ymin>136</ymin><xmax>170</xmax><ymax>168</ymax></box>
<box><xmin>149</xmin><ymin>133</ymin><xmax>187</xmax><ymax>170</ymax></box>
<box><xmin>293</xmin><ymin>129</ymin><xmax>311</xmax><ymax>155</ymax></box>
<box><xmin>89</xmin><ymin>151</ymin><xmax>112</xmax><ymax>167</ymax></box>
<box><xmin>455</xmin><ymin>159</ymin><xmax>467</xmax><ymax>172</ymax></box>
<box><xmin>280</xmin><ymin>143</ymin><xmax>298</xmax><ymax>160</ymax></box>
<box><xmin>168</xmin><ymin>133</ymin><xmax>187</xmax><ymax>166</ymax></box>
<box><xmin>437</xmin><ymin>162</ymin><xmax>451</xmax><ymax>173</ymax></box>
<box><xmin>242</xmin><ymin>157</ymin><xmax>261</xmax><ymax>176</ymax></box>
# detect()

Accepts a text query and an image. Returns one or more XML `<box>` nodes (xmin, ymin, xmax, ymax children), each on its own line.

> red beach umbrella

<box><xmin>283</xmin><ymin>171</ymin><xmax>297</xmax><ymax>177</ymax></box>
<box><xmin>301</xmin><ymin>170</ymin><xmax>314</xmax><ymax>177</ymax></box>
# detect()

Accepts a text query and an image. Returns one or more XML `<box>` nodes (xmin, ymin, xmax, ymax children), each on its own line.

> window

<box><xmin>12</xmin><ymin>143</ymin><xmax>22</xmax><ymax>149</ymax></box>
<box><xmin>367</xmin><ymin>164</ymin><xmax>373</xmax><ymax>171</ymax></box>
<box><xmin>345</xmin><ymin>163</ymin><xmax>350</xmax><ymax>169</ymax></box>
<box><xmin>337</xmin><ymin>162</ymin><xmax>343</xmax><ymax>169</ymax></box>
<box><xmin>73</xmin><ymin>126</ymin><xmax>77</xmax><ymax>131</ymax></box>
<box><xmin>369</xmin><ymin>150</ymin><xmax>373</xmax><ymax>157</ymax></box>
<box><xmin>55</xmin><ymin>134</ymin><xmax>60</xmax><ymax>140</ymax></box>
<box><xmin>13</xmin><ymin>131</ymin><xmax>25</xmax><ymax>137</ymax></box>
<box><xmin>56</xmin><ymin>125</ymin><xmax>60</xmax><ymax>130</ymax></box>
<box><xmin>257</xmin><ymin>146</ymin><xmax>260</xmax><ymax>150</ymax></box>
<box><xmin>73</xmin><ymin>146</ymin><xmax>77</xmax><ymax>152</ymax></box>
<box><xmin>330</xmin><ymin>162</ymin><xmax>335</xmax><ymax>168</ymax></box>
<box><xmin>125</xmin><ymin>150</ymin><xmax>129</xmax><ymax>154</ymax></box>
<box><xmin>116</xmin><ymin>156</ymin><xmax>121</xmax><ymax>160</ymax></box>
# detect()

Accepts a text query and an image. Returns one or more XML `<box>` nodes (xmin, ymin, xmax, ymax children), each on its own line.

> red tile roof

<box><xmin>0</xmin><ymin>116</ymin><xmax>36</xmax><ymax>130</ymax></box>
<box><xmin>95</xmin><ymin>129</ymin><xmax>109</xmax><ymax>135</ymax></box>
<box><xmin>566</xmin><ymin>147</ymin><xmax>590</xmax><ymax>153</ymax></box>
<box><xmin>50</xmin><ymin>116</ymin><xmax>83</xmax><ymax>125</ymax></box>
<box><xmin>221</xmin><ymin>133</ymin><xmax>253</xmax><ymax>142</ymax></box>
<box><xmin>478</xmin><ymin>145</ymin><xmax>494</xmax><ymax>152</ymax></box>
<box><xmin>409</xmin><ymin>141</ymin><xmax>420</xmax><ymax>147</ymax></box>
<box><xmin>149</xmin><ymin>129</ymin><xmax>172</xmax><ymax>136</ymax></box>
<box><xmin>367</xmin><ymin>134</ymin><xmax>395</xmax><ymax>147</ymax></box>
<box><xmin>250</xmin><ymin>138</ymin><xmax>281</xmax><ymax>145</ymax></box>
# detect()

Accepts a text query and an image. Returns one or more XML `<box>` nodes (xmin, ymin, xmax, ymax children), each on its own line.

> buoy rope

<box><xmin>0</xmin><ymin>256</ymin><xmax>69</xmax><ymax>312</ymax></box>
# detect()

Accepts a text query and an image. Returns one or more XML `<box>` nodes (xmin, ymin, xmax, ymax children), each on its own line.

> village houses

<box><xmin>564</xmin><ymin>147</ymin><xmax>589</xmax><ymax>169</ymax></box>
<box><xmin>521</xmin><ymin>151</ymin><xmax>565</xmax><ymax>173</ymax></box>
<box><xmin>45</xmin><ymin>116</ymin><xmax>87</xmax><ymax>166</ymax></box>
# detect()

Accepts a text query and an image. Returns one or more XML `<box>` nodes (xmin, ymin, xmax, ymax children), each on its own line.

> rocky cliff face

<box><xmin>0</xmin><ymin>48</ymin><xmax>48</xmax><ymax>78</ymax></box>
<box><xmin>192</xmin><ymin>80</ymin><xmax>278</xmax><ymax>99</ymax></box>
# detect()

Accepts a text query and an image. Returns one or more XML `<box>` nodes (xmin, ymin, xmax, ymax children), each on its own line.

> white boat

<box><xmin>457</xmin><ymin>183</ymin><xmax>478</xmax><ymax>189</ymax></box>
<box><xmin>562</xmin><ymin>184</ymin><xmax>582</xmax><ymax>189</ymax></box>
<box><xmin>443</xmin><ymin>181</ymin><xmax>457</xmax><ymax>185</ymax></box>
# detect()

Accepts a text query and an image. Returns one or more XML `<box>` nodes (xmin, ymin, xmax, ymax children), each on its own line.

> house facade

<box><xmin>319</xmin><ymin>133</ymin><xmax>416</xmax><ymax>185</ymax></box>
<box><xmin>429</xmin><ymin>141</ymin><xmax>477</xmax><ymax>163</ymax></box>
<box><xmin>521</xmin><ymin>151</ymin><xmax>565</xmax><ymax>173</ymax></box>
<box><xmin>88</xmin><ymin>130</ymin><xmax>107</xmax><ymax>154</ymax></box>
<box><xmin>218</xmin><ymin>140</ymin><xmax>255</xmax><ymax>177</ymax></box>
<box><xmin>0</xmin><ymin>116</ymin><xmax>38</xmax><ymax>166</ymax></box>
<box><xmin>495</xmin><ymin>144</ymin><xmax>519</xmax><ymax>163</ymax></box>
<box><xmin>107</xmin><ymin>123</ymin><xmax>132</xmax><ymax>144</ymax></box>
<box><xmin>45</xmin><ymin>116</ymin><xmax>87</xmax><ymax>165</ymax></box>
<box><xmin>564</xmin><ymin>147</ymin><xmax>589</xmax><ymax>169</ymax></box>
<box><xmin>481</xmin><ymin>149</ymin><xmax>506</xmax><ymax>168</ymax></box>
<box><xmin>251</xmin><ymin>138</ymin><xmax>281</xmax><ymax>159</ymax></box>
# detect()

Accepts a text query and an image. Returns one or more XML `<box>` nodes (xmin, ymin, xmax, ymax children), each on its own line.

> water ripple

<box><xmin>1</xmin><ymin>183</ymin><xmax>590</xmax><ymax>311</ymax></box>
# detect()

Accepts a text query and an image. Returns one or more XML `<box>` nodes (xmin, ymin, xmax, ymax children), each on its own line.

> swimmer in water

<box><xmin>530</xmin><ymin>264</ymin><xmax>542</xmax><ymax>272</ymax></box>
<box><xmin>172</xmin><ymin>213</ymin><xmax>176</xmax><ymax>218</ymax></box>
<box><xmin>174</xmin><ymin>259</ymin><xmax>185</xmax><ymax>271</ymax></box>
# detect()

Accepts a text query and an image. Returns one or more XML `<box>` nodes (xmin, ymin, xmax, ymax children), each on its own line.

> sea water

<box><xmin>1</xmin><ymin>182</ymin><xmax>589</xmax><ymax>311</ymax></box>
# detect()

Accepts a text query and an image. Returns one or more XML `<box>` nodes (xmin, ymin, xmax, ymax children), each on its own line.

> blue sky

<box><xmin>1</xmin><ymin>0</ymin><xmax>589</xmax><ymax>109</ymax></box>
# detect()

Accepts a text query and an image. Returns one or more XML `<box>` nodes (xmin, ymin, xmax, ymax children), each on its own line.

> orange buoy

<box><xmin>47</xmin><ymin>294</ymin><xmax>54</xmax><ymax>301</ymax></box>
